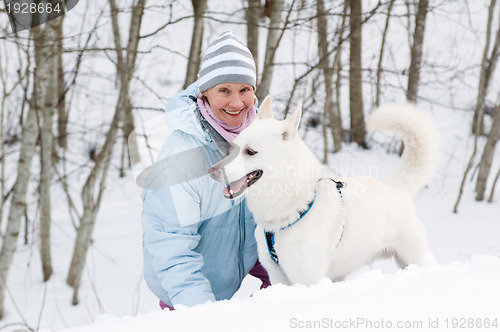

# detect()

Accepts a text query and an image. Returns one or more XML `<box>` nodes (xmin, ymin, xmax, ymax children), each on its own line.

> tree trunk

<box><xmin>110</xmin><ymin>0</ymin><xmax>137</xmax><ymax>179</ymax></box>
<box><xmin>317</xmin><ymin>0</ymin><xmax>342</xmax><ymax>158</ymax></box>
<box><xmin>256</xmin><ymin>0</ymin><xmax>284</xmax><ymax>102</ymax></box>
<box><xmin>375</xmin><ymin>0</ymin><xmax>394</xmax><ymax>107</ymax></box>
<box><xmin>0</xmin><ymin>46</ymin><xmax>8</xmax><ymax>234</ymax></box>
<box><xmin>472</xmin><ymin>0</ymin><xmax>500</xmax><ymax>135</ymax></box>
<box><xmin>406</xmin><ymin>0</ymin><xmax>428</xmax><ymax>103</ymax></box>
<box><xmin>66</xmin><ymin>72</ymin><xmax>126</xmax><ymax>303</ymax></box>
<box><xmin>475</xmin><ymin>106</ymin><xmax>500</xmax><ymax>201</ymax></box>
<box><xmin>246</xmin><ymin>0</ymin><xmax>261</xmax><ymax>78</ymax></box>
<box><xmin>66</xmin><ymin>0</ymin><xmax>146</xmax><ymax>305</ymax></box>
<box><xmin>56</xmin><ymin>14</ymin><xmax>67</xmax><ymax>150</ymax></box>
<box><xmin>454</xmin><ymin>1</ymin><xmax>500</xmax><ymax>212</ymax></box>
<box><xmin>333</xmin><ymin>1</ymin><xmax>349</xmax><ymax>148</ymax></box>
<box><xmin>349</xmin><ymin>0</ymin><xmax>367</xmax><ymax>148</ymax></box>
<box><xmin>183</xmin><ymin>0</ymin><xmax>208</xmax><ymax>89</ymax></box>
<box><xmin>37</xmin><ymin>17</ymin><xmax>61</xmax><ymax>282</ymax></box>
<box><xmin>119</xmin><ymin>94</ymin><xmax>135</xmax><ymax>178</ymax></box>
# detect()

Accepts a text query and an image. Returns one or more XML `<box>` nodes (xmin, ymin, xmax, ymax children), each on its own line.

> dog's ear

<box><xmin>282</xmin><ymin>102</ymin><xmax>302</xmax><ymax>140</ymax></box>
<box><xmin>258</xmin><ymin>95</ymin><xmax>275</xmax><ymax>120</ymax></box>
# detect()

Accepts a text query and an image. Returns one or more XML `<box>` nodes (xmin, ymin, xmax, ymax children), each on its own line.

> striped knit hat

<box><xmin>198</xmin><ymin>31</ymin><xmax>256</xmax><ymax>93</ymax></box>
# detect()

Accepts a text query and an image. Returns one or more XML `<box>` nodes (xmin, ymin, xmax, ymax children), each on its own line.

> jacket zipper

<box><xmin>198</xmin><ymin>103</ymin><xmax>244</xmax><ymax>280</ymax></box>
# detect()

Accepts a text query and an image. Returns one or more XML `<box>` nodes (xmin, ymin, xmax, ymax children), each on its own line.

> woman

<box><xmin>141</xmin><ymin>31</ymin><xmax>269</xmax><ymax>311</ymax></box>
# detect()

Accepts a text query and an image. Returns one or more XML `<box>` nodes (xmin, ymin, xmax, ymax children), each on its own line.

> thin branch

<box><xmin>35</xmin><ymin>282</ymin><xmax>48</xmax><ymax>331</ymax></box>
<box><xmin>140</xmin><ymin>15</ymin><xmax>192</xmax><ymax>39</ymax></box>
<box><xmin>283</xmin><ymin>1</ymin><xmax>383</xmax><ymax>116</ymax></box>
<box><xmin>52</xmin><ymin>164</ymin><xmax>81</xmax><ymax>229</ymax></box>
<box><xmin>488</xmin><ymin>165</ymin><xmax>500</xmax><ymax>202</ymax></box>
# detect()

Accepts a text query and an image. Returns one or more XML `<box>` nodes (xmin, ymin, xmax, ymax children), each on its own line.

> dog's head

<box><xmin>209</xmin><ymin>95</ymin><xmax>303</xmax><ymax>199</ymax></box>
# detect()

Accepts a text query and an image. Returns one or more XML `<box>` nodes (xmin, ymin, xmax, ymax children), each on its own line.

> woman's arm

<box><xmin>141</xmin><ymin>161</ymin><xmax>215</xmax><ymax>308</ymax></box>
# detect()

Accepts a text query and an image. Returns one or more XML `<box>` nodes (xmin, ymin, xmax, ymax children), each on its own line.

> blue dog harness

<box><xmin>264</xmin><ymin>178</ymin><xmax>346</xmax><ymax>267</ymax></box>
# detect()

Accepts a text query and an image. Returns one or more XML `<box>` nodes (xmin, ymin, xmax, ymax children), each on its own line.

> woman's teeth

<box><xmin>223</xmin><ymin>109</ymin><xmax>242</xmax><ymax>115</ymax></box>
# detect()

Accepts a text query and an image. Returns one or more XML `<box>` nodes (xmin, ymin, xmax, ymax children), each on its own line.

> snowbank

<box><xmin>55</xmin><ymin>255</ymin><xmax>500</xmax><ymax>332</ymax></box>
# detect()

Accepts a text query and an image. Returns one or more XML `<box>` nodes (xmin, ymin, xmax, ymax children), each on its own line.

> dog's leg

<box><xmin>265</xmin><ymin>263</ymin><xmax>291</xmax><ymax>285</ymax></box>
<box><xmin>254</xmin><ymin>226</ymin><xmax>292</xmax><ymax>285</ymax></box>
<box><xmin>393</xmin><ymin>219</ymin><xmax>428</xmax><ymax>268</ymax></box>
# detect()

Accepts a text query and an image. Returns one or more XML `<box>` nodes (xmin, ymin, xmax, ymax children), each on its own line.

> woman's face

<box><xmin>203</xmin><ymin>83</ymin><xmax>255</xmax><ymax>127</ymax></box>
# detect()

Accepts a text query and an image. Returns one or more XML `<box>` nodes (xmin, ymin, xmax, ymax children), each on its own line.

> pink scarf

<box><xmin>197</xmin><ymin>98</ymin><xmax>256</xmax><ymax>143</ymax></box>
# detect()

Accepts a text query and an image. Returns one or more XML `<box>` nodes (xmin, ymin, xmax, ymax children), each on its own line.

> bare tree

<box><xmin>454</xmin><ymin>0</ymin><xmax>500</xmax><ymax>213</ymax></box>
<box><xmin>0</xmin><ymin>100</ymin><xmax>38</xmax><ymax>320</ymax></box>
<box><xmin>119</xmin><ymin>95</ymin><xmax>135</xmax><ymax>178</ymax></box>
<box><xmin>111</xmin><ymin>0</ymin><xmax>143</xmax><ymax>179</ymax></box>
<box><xmin>281</xmin><ymin>1</ymin><xmax>352</xmax><ymax>120</ymax></box>
<box><xmin>0</xmin><ymin>22</ymin><xmax>51</xmax><ymax>317</ymax></box>
<box><xmin>37</xmin><ymin>16</ymin><xmax>63</xmax><ymax>282</ymax></box>
<box><xmin>0</xmin><ymin>39</ymin><xmax>27</xmax><ymax>232</ymax></box>
<box><xmin>56</xmin><ymin>14</ymin><xmax>67</xmax><ymax>150</ymax></box>
<box><xmin>56</xmin><ymin>13</ymin><xmax>101</xmax><ymax>153</ymax></box>
<box><xmin>332</xmin><ymin>0</ymin><xmax>349</xmax><ymax>146</ymax></box>
<box><xmin>0</xmin><ymin>52</ymin><xmax>6</xmax><ymax>235</ymax></box>
<box><xmin>472</xmin><ymin>0</ymin><xmax>500</xmax><ymax>135</ymax></box>
<box><xmin>245</xmin><ymin>0</ymin><xmax>261</xmax><ymax>77</ymax></box>
<box><xmin>257</xmin><ymin>0</ymin><xmax>285</xmax><ymax>102</ymax></box>
<box><xmin>349</xmin><ymin>0</ymin><xmax>367</xmax><ymax>148</ymax></box>
<box><xmin>183</xmin><ymin>0</ymin><xmax>208</xmax><ymax>89</ymax></box>
<box><xmin>66</xmin><ymin>0</ymin><xmax>146</xmax><ymax>305</ymax></box>
<box><xmin>475</xmin><ymin>105</ymin><xmax>500</xmax><ymax>201</ymax></box>
<box><xmin>375</xmin><ymin>0</ymin><xmax>394</xmax><ymax>107</ymax></box>
<box><xmin>406</xmin><ymin>0</ymin><xmax>428</xmax><ymax>103</ymax></box>
<box><xmin>317</xmin><ymin>0</ymin><xmax>342</xmax><ymax>159</ymax></box>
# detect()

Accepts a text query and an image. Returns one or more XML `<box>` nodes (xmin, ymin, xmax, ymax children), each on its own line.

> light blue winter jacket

<box><xmin>141</xmin><ymin>82</ymin><xmax>258</xmax><ymax>308</ymax></box>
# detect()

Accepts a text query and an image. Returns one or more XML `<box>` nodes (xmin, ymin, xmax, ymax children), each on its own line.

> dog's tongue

<box><xmin>222</xmin><ymin>177</ymin><xmax>247</xmax><ymax>197</ymax></box>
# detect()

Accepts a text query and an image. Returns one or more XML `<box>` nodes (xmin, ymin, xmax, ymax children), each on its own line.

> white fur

<box><xmin>217</xmin><ymin>97</ymin><xmax>438</xmax><ymax>285</ymax></box>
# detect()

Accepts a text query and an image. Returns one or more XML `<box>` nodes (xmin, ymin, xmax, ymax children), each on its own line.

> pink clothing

<box><xmin>159</xmin><ymin>300</ymin><xmax>174</xmax><ymax>311</ymax></box>
<box><xmin>197</xmin><ymin>98</ymin><xmax>256</xmax><ymax>143</ymax></box>
<box><xmin>249</xmin><ymin>260</ymin><xmax>271</xmax><ymax>289</ymax></box>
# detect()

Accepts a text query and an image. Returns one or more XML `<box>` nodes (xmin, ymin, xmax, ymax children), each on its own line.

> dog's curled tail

<box><xmin>368</xmin><ymin>103</ymin><xmax>438</xmax><ymax>196</ymax></box>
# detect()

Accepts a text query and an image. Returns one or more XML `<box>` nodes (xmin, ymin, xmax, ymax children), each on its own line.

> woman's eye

<box><xmin>246</xmin><ymin>148</ymin><xmax>257</xmax><ymax>156</ymax></box>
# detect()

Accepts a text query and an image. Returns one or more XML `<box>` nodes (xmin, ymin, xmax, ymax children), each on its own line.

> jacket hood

<box><xmin>163</xmin><ymin>81</ymin><xmax>206</xmax><ymax>140</ymax></box>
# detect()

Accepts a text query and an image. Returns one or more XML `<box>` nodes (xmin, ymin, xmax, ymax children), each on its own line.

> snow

<box><xmin>22</xmin><ymin>129</ymin><xmax>500</xmax><ymax>332</ymax></box>
<box><xmin>3</xmin><ymin>112</ymin><xmax>500</xmax><ymax>331</ymax></box>
<box><xmin>53</xmin><ymin>255</ymin><xmax>500</xmax><ymax>332</ymax></box>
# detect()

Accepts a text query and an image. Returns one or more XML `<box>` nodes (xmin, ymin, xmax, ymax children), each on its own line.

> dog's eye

<box><xmin>246</xmin><ymin>147</ymin><xmax>258</xmax><ymax>156</ymax></box>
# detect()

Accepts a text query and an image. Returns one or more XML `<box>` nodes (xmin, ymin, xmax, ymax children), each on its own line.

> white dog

<box><xmin>209</xmin><ymin>96</ymin><xmax>438</xmax><ymax>286</ymax></box>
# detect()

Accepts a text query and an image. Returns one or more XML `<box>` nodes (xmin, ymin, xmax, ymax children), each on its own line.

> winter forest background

<box><xmin>0</xmin><ymin>0</ymin><xmax>499</xmax><ymax>331</ymax></box>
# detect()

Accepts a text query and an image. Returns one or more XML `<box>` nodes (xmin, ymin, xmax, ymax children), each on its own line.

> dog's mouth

<box><xmin>222</xmin><ymin>170</ymin><xmax>263</xmax><ymax>199</ymax></box>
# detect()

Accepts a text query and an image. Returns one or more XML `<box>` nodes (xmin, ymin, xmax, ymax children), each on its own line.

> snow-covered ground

<box><xmin>55</xmin><ymin>256</ymin><xmax>500</xmax><ymax>332</ymax></box>
<box><xmin>52</xmin><ymin>131</ymin><xmax>500</xmax><ymax>332</ymax></box>
<box><xmin>1</xmin><ymin>1</ymin><xmax>500</xmax><ymax>331</ymax></box>
<box><xmin>2</xmin><ymin>106</ymin><xmax>500</xmax><ymax>331</ymax></box>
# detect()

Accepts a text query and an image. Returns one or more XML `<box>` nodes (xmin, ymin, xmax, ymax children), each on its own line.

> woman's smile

<box><xmin>203</xmin><ymin>83</ymin><xmax>255</xmax><ymax>127</ymax></box>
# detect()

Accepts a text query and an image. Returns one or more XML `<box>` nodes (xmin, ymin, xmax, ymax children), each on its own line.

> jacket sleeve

<box><xmin>141</xmin><ymin>159</ymin><xmax>216</xmax><ymax>308</ymax></box>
